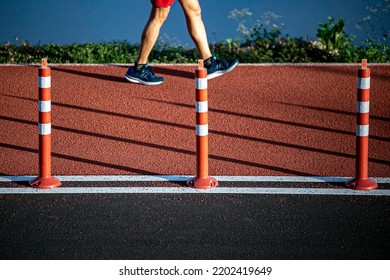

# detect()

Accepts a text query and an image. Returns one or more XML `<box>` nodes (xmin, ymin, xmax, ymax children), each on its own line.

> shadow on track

<box><xmin>0</xmin><ymin>142</ymin><xmax>157</xmax><ymax>176</ymax></box>
<box><xmin>136</xmin><ymin>97</ymin><xmax>390</xmax><ymax>143</ymax></box>
<box><xmin>0</xmin><ymin>115</ymin><xmax>317</xmax><ymax>177</ymax></box>
<box><xmin>51</xmin><ymin>67</ymin><xmax>128</xmax><ymax>84</ymax></box>
<box><xmin>2</xmin><ymin>95</ymin><xmax>389</xmax><ymax>168</ymax></box>
<box><xmin>277</xmin><ymin>102</ymin><xmax>390</xmax><ymax>122</ymax></box>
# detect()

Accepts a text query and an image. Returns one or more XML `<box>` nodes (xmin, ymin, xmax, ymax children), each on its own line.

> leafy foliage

<box><xmin>0</xmin><ymin>41</ymin><xmax>139</xmax><ymax>64</ymax></box>
<box><xmin>317</xmin><ymin>17</ymin><xmax>352</xmax><ymax>52</ymax></box>
<box><xmin>1</xmin><ymin>6</ymin><xmax>389</xmax><ymax>64</ymax></box>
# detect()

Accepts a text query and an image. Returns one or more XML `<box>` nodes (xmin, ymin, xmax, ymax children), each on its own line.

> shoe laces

<box><xmin>139</xmin><ymin>64</ymin><xmax>156</xmax><ymax>80</ymax></box>
<box><xmin>210</xmin><ymin>56</ymin><xmax>228</xmax><ymax>69</ymax></box>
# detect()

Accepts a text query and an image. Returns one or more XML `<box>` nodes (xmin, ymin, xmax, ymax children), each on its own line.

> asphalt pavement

<box><xmin>1</xmin><ymin>181</ymin><xmax>389</xmax><ymax>260</ymax></box>
<box><xmin>1</xmin><ymin>64</ymin><xmax>389</xmax><ymax>260</ymax></box>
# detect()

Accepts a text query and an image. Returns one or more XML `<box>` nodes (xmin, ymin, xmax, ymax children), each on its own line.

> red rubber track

<box><xmin>1</xmin><ymin>64</ymin><xmax>389</xmax><ymax>177</ymax></box>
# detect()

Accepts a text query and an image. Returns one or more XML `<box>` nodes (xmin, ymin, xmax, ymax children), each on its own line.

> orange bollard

<box><xmin>187</xmin><ymin>60</ymin><xmax>218</xmax><ymax>189</ymax></box>
<box><xmin>346</xmin><ymin>59</ymin><xmax>377</xmax><ymax>190</ymax></box>
<box><xmin>29</xmin><ymin>58</ymin><xmax>61</xmax><ymax>189</ymax></box>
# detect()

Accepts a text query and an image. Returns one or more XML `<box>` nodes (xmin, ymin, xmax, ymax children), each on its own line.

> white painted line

<box><xmin>3</xmin><ymin>63</ymin><xmax>390</xmax><ymax>67</ymax></box>
<box><xmin>214</xmin><ymin>176</ymin><xmax>354</xmax><ymax>183</ymax></box>
<box><xmin>0</xmin><ymin>187</ymin><xmax>389</xmax><ymax>196</ymax></box>
<box><xmin>1</xmin><ymin>175</ymin><xmax>390</xmax><ymax>183</ymax></box>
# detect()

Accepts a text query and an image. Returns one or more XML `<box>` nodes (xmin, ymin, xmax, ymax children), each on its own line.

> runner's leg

<box><xmin>136</xmin><ymin>5</ymin><xmax>171</xmax><ymax>64</ymax></box>
<box><xmin>179</xmin><ymin>0</ymin><xmax>212</xmax><ymax>60</ymax></box>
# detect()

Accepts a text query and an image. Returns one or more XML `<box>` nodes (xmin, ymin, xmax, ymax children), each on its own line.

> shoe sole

<box><xmin>207</xmin><ymin>61</ymin><xmax>239</xmax><ymax>80</ymax></box>
<box><xmin>124</xmin><ymin>74</ymin><xmax>164</xmax><ymax>86</ymax></box>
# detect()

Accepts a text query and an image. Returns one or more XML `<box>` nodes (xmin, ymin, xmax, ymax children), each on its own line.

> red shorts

<box><xmin>150</xmin><ymin>0</ymin><xmax>175</xmax><ymax>8</ymax></box>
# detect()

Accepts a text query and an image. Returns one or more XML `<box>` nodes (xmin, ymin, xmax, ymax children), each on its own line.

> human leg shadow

<box><xmin>150</xmin><ymin>66</ymin><xmax>194</xmax><ymax>79</ymax></box>
<box><xmin>51</xmin><ymin>67</ymin><xmax>128</xmax><ymax>83</ymax></box>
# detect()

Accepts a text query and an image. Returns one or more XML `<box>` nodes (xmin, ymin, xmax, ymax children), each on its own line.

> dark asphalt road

<box><xmin>1</xmin><ymin>181</ymin><xmax>389</xmax><ymax>260</ymax></box>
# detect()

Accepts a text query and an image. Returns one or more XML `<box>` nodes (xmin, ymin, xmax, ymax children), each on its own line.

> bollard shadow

<box><xmin>136</xmin><ymin>97</ymin><xmax>390</xmax><ymax>143</ymax></box>
<box><xmin>0</xmin><ymin>173</ymin><xmax>191</xmax><ymax>188</ymax></box>
<box><xmin>0</xmin><ymin>142</ymin><xmax>160</xmax><ymax>176</ymax></box>
<box><xmin>151</xmin><ymin>66</ymin><xmax>194</xmax><ymax>80</ymax></box>
<box><xmin>276</xmin><ymin>102</ymin><xmax>390</xmax><ymax>122</ymax></box>
<box><xmin>0</xmin><ymin>174</ymin><xmax>31</xmax><ymax>187</ymax></box>
<box><xmin>294</xmin><ymin>64</ymin><xmax>390</xmax><ymax>97</ymax></box>
<box><xmin>302</xmin><ymin>65</ymin><xmax>355</xmax><ymax>77</ymax></box>
<box><xmin>0</xmin><ymin>115</ymin><xmax>319</xmax><ymax>177</ymax></box>
<box><xmin>303</xmin><ymin>64</ymin><xmax>390</xmax><ymax>82</ymax></box>
<box><xmin>3</xmin><ymin>95</ymin><xmax>390</xmax><ymax>168</ymax></box>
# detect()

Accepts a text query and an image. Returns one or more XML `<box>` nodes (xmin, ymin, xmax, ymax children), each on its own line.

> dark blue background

<box><xmin>0</xmin><ymin>0</ymin><xmax>387</xmax><ymax>46</ymax></box>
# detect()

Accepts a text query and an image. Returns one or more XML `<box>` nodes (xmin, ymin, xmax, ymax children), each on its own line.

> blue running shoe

<box><xmin>125</xmin><ymin>64</ymin><xmax>164</xmax><ymax>86</ymax></box>
<box><xmin>205</xmin><ymin>56</ymin><xmax>238</xmax><ymax>80</ymax></box>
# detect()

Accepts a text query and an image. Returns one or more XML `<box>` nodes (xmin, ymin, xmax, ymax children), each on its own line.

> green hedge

<box><xmin>1</xmin><ymin>38</ymin><xmax>388</xmax><ymax>64</ymax></box>
<box><xmin>1</xmin><ymin>14</ymin><xmax>389</xmax><ymax>64</ymax></box>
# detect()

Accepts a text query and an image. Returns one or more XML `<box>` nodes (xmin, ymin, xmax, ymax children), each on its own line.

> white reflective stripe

<box><xmin>358</xmin><ymin>77</ymin><xmax>370</xmax><ymax>89</ymax></box>
<box><xmin>196</xmin><ymin>101</ymin><xmax>208</xmax><ymax>113</ymax></box>
<box><xmin>2</xmin><ymin>187</ymin><xmax>390</xmax><ymax>196</ymax></box>
<box><xmin>356</xmin><ymin>125</ymin><xmax>369</xmax><ymax>137</ymax></box>
<box><xmin>357</xmin><ymin>101</ymin><xmax>369</xmax><ymax>113</ymax></box>
<box><xmin>39</xmin><ymin>123</ymin><xmax>51</xmax><ymax>135</ymax></box>
<box><xmin>195</xmin><ymin>77</ymin><xmax>207</xmax><ymax>90</ymax></box>
<box><xmin>38</xmin><ymin>100</ymin><xmax>51</xmax><ymax>112</ymax></box>
<box><xmin>196</xmin><ymin>124</ymin><xmax>208</xmax><ymax>136</ymax></box>
<box><xmin>39</xmin><ymin>76</ymin><xmax>51</xmax><ymax>88</ymax></box>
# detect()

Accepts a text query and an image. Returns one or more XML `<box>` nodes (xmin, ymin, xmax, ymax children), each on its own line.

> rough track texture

<box><xmin>1</xmin><ymin>64</ymin><xmax>389</xmax><ymax>177</ymax></box>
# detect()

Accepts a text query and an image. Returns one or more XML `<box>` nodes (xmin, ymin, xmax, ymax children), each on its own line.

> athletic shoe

<box><xmin>205</xmin><ymin>56</ymin><xmax>239</xmax><ymax>80</ymax></box>
<box><xmin>124</xmin><ymin>64</ymin><xmax>164</xmax><ymax>85</ymax></box>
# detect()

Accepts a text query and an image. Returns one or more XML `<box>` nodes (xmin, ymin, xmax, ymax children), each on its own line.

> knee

<box><xmin>190</xmin><ymin>5</ymin><xmax>202</xmax><ymax>18</ymax></box>
<box><xmin>182</xmin><ymin>1</ymin><xmax>202</xmax><ymax>18</ymax></box>
<box><xmin>152</xmin><ymin>7</ymin><xmax>170</xmax><ymax>25</ymax></box>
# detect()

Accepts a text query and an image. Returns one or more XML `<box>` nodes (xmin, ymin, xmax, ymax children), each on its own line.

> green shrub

<box><xmin>1</xmin><ymin>7</ymin><xmax>389</xmax><ymax>64</ymax></box>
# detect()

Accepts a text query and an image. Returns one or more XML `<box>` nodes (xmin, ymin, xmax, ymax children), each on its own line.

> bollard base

<box><xmin>187</xmin><ymin>176</ymin><xmax>218</xmax><ymax>189</ymax></box>
<box><xmin>29</xmin><ymin>176</ymin><xmax>61</xmax><ymax>189</ymax></box>
<box><xmin>346</xmin><ymin>177</ymin><xmax>378</xmax><ymax>191</ymax></box>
